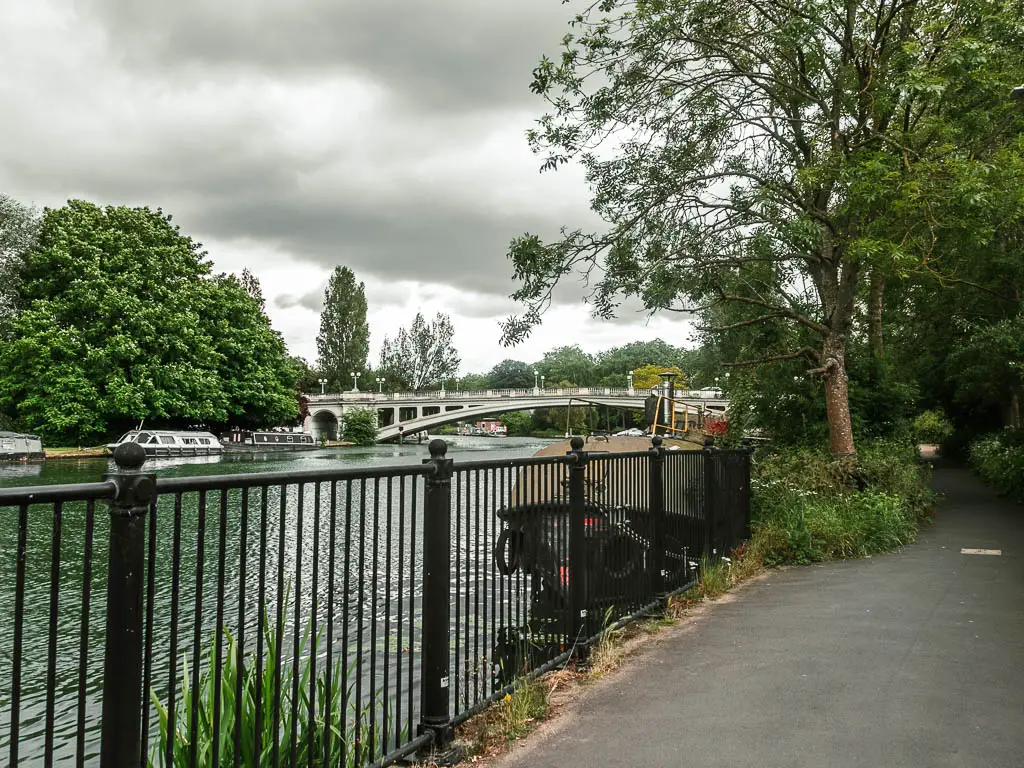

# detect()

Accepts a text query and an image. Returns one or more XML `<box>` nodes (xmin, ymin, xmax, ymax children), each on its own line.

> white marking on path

<box><xmin>960</xmin><ymin>548</ymin><xmax>1001</xmax><ymax>556</ymax></box>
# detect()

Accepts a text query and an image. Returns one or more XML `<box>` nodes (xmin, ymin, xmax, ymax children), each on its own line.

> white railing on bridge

<box><xmin>304</xmin><ymin>387</ymin><xmax>725</xmax><ymax>403</ymax></box>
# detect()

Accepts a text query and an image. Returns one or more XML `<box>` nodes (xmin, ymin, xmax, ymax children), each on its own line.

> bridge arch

<box><xmin>310</xmin><ymin>409</ymin><xmax>340</xmax><ymax>442</ymax></box>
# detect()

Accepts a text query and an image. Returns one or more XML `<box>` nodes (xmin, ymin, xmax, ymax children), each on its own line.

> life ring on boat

<box><xmin>597</xmin><ymin>529</ymin><xmax>643</xmax><ymax>581</ymax></box>
<box><xmin>494</xmin><ymin>528</ymin><xmax>523</xmax><ymax>575</ymax></box>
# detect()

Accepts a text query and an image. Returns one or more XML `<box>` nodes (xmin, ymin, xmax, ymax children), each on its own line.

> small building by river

<box><xmin>0</xmin><ymin>431</ymin><xmax>44</xmax><ymax>460</ymax></box>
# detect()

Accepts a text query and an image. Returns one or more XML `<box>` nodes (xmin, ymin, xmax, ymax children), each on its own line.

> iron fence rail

<box><xmin>0</xmin><ymin>437</ymin><xmax>751</xmax><ymax>767</ymax></box>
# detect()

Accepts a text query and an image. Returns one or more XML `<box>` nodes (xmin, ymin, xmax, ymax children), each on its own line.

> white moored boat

<box><xmin>106</xmin><ymin>429</ymin><xmax>223</xmax><ymax>457</ymax></box>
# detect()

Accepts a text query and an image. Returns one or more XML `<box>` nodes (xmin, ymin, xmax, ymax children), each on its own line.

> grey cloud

<box><xmin>81</xmin><ymin>0</ymin><xmax>579</xmax><ymax>114</ymax></box>
<box><xmin>274</xmin><ymin>289</ymin><xmax>324</xmax><ymax>312</ymax></box>
<box><xmin>2</xmin><ymin>0</ymin><xmax>605</xmax><ymax>319</ymax></box>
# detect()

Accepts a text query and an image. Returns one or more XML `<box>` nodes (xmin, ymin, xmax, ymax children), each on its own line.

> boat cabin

<box><xmin>0</xmin><ymin>431</ymin><xmax>44</xmax><ymax>461</ymax></box>
<box><xmin>220</xmin><ymin>429</ymin><xmax>317</xmax><ymax>449</ymax></box>
<box><xmin>106</xmin><ymin>430</ymin><xmax>222</xmax><ymax>457</ymax></box>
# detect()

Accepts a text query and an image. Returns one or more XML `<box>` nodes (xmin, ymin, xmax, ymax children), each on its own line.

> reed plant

<box><xmin>149</xmin><ymin>612</ymin><xmax>395</xmax><ymax>767</ymax></box>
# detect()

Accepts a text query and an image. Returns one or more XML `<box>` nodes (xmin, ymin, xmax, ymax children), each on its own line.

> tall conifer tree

<box><xmin>316</xmin><ymin>266</ymin><xmax>369</xmax><ymax>391</ymax></box>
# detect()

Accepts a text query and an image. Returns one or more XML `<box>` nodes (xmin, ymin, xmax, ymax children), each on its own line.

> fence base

<box><xmin>411</xmin><ymin>742</ymin><xmax>465</xmax><ymax>768</ymax></box>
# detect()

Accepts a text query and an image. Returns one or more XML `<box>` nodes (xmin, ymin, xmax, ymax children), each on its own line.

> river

<box><xmin>0</xmin><ymin>435</ymin><xmax>555</xmax><ymax>488</ymax></box>
<box><xmin>0</xmin><ymin>435</ymin><xmax>558</xmax><ymax>766</ymax></box>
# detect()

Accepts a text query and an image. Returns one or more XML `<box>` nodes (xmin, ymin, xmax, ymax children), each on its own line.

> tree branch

<box><xmin>696</xmin><ymin>312</ymin><xmax>787</xmax><ymax>332</ymax></box>
<box><xmin>722</xmin><ymin>347</ymin><xmax>821</xmax><ymax>368</ymax></box>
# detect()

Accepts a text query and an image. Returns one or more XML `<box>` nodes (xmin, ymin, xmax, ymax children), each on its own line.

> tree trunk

<box><xmin>1006</xmin><ymin>386</ymin><xmax>1021</xmax><ymax>430</ymax></box>
<box><xmin>822</xmin><ymin>333</ymin><xmax>856</xmax><ymax>457</ymax></box>
<box><xmin>868</xmin><ymin>271</ymin><xmax>885</xmax><ymax>359</ymax></box>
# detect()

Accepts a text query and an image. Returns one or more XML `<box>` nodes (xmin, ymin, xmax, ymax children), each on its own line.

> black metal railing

<box><xmin>0</xmin><ymin>436</ymin><xmax>751</xmax><ymax>767</ymax></box>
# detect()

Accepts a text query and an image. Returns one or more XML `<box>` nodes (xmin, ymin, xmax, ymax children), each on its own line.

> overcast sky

<box><xmin>0</xmin><ymin>0</ymin><xmax>694</xmax><ymax>375</ymax></box>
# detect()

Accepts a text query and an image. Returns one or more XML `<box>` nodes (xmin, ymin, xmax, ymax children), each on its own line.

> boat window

<box><xmin>182</xmin><ymin>437</ymin><xmax>197</xmax><ymax>445</ymax></box>
<box><xmin>287</xmin><ymin>436</ymin><xmax>294</xmax><ymax>442</ymax></box>
<box><xmin>136</xmin><ymin>433</ymin><xmax>151</xmax><ymax>443</ymax></box>
<box><xmin>199</xmin><ymin>438</ymin><xmax>210</xmax><ymax>445</ymax></box>
<box><xmin>159</xmin><ymin>436</ymin><xmax>176</xmax><ymax>444</ymax></box>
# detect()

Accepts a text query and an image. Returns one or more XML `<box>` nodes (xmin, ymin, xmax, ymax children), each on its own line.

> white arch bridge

<box><xmin>303</xmin><ymin>388</ymin><xmax>728</xmax><ymax>443</ymax></box>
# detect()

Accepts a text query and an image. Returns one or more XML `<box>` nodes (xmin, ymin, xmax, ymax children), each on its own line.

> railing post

<box><xmin>567</xmin><ymin>435</ymin><xmax>588</xmax><ymax>649</ymax></box>
<box><xmin>419</xmin><ymin>439</ymin><xmax>454</xmax><ymax>750</ymax></box>
<box><xmin>648</xmin><ymin>435</ymin><xmax>666</xmax><ymax>597</ymax></box>
<box><xmin>100</xmin><ymin>443</ymin><xmax>156</xmax><ymax>768</ymax></box>
<box><xmin>702</xmin><ymin>437</ymin><xmax>718</xmax><ymax>563</ymax></box>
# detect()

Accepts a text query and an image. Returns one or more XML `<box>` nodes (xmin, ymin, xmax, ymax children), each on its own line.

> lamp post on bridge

<box><xmin>318</xmin><ymin>378</ymin><xmax>327</xmax><ymax>395</ymax></box>
<box><xmin>541</xmin><ymin>375</ymin><xmax>545</xmax><ymax>392</ymax></box>
<box><xmin>533</xmin><ymin>369</ymin><xmax>539</xmax><ymax>395</ymax></box>
<box><xmin>627</xmin><ymin>370</ymin><xmax>634</xmax><ymax>395</ymax></box>
<box><xmin>376</xmin><ymin>377</ymin><xmax>385</xmax><ymax>394</ymax></box>
<box><xmin>351</xmin><ymin>372</ymin><xmax>360</xmax><ymax>392</ymax></box>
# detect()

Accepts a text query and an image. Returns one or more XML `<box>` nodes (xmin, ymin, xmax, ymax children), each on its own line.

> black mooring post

<box><xmin>567</xmin><ymin>435</ymin><xmax>588</xmax><ymax>649</ymax></box>
<box><xmin>100</xmin><ymin>442</ymin><xmax>156</xmax><ymax>768</ymax></box>
<box><xmin>649</xmin><ymin>435</ymin><xmax>667</xmax><ymax>597</ymax></box>
<box><xmin>702</xmin><ymin>437</ymin><xmax>718</xmax><ymax>564</ymax></box>
<box><xmin>419</xmin><ymin>439</ymin><xmax>454</xmax><ymax>748</ymax></box>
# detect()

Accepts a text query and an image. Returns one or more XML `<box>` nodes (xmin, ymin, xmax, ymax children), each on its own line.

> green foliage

<box><xmin>594</xmin><ymin>340</ymin><xmax>693</xmax><ymax>384</ymax></box>
<box><xmin>913</xmin><ymin>410</ymin><xmax>954</xmax><ymax>445</ymax></box>
<box><xmin>0</xmin><ymin>194</ymin><xmax>39</xmax><ymax>336</ymax></box>
<box><xmin>503</xmin><ymin>0</ymin><xmax>1024</xmax><ymax>456</ymax></box>
<box><xmin>316</xmin><ymin>266</ymin><xmax>369</xmax><ymax>392</ymax></box>
<box><xmin>496</xmin><ymin>678</ymin><xmax>549</xmax><ymax>741</ymax></box>
<box><xmin>0</xmin><ymin>201</ymin><xmax>296</xmax><ymax>444</ymax></box>
<box><xmin>535</xmin><ymin>345</ymin><xmax>596</xmax><ymax>387</ymax></box>
<box><xmin>459</xmin><ymin>372</ymin><xmax>490</xmax><ymax>391</ymax></box>
<box><xmin>487</xmin><ymin>359</ymin><xmax>535</xmax><ymax>389</ymax></box>
<box><xmin>752</xmin><ymin>440</ymin><xmax>936</xmax><ymax>565</ymax></box>
<box><xmin>340</xmin><ymin>408</ymin><xmax>378</xmax><ymax>446</ymax></box>
<box><xmin>378</xmin><ymin>312</ymin><xmax>459</xmax><ymax>390</ymax></box>
<box><xmin>630</xmin><ymin>364</ymin><xmax>686</xmax><ymax>391</ymax></box>
<box><xmin>204</xmin><ymin>273</ymin><xmax>299</xmax><ymax>431</ymax></box>
<box><xmin>500</xmin><ymin>411</ymin><xmax>533</xmax><ymax>436</ymax></box>
<box><xmin>288</xmin><ymin>357</ymin><xmax>322</xmax><ymax>396</ymax></box>
<box><xmin>150</xmin><ymin>613</ymin><xmax>388</xmax><ymax>767</ymax></box>
<box><xmin>968</xmin><ymin>430</ymin><xmax>1024</xmax><ymax>502</ymax></box>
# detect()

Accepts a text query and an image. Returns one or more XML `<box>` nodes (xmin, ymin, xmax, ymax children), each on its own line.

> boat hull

<box><xmin>106</xmin><ymin>444</ymin><xmax>222</xmax><ymax>458</ymax></box>
<box><xmin>221</xmin><ymin>443</ymin><xmax>320</xmax><ymax>453</ymax></box>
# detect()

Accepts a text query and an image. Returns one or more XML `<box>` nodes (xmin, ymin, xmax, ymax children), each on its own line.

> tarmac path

<box><xmin>491</xmin><ymin>465</ymin><xmax>1024</xmax><ymax>767</ymax></box>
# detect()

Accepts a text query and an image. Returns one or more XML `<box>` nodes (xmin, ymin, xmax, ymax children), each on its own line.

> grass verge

<box><xmin>968</xmin><ymin>430</ymin><xmax>1024</xmax><ymax>502</ymax></box>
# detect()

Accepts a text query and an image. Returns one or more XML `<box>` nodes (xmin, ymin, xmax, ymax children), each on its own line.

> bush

<box><xmin>501</xmin><ymin>411</ymin><xmax>534</xmax><ymax>436</ymax></box>
<box><xmin>751</xmin><ymin>439</ymin><xmax>936</xmax><ymax>566</ymax></box>
<box><xmin>912</xmin><ymin>410</ymin><xmax>954</xmax><ymax>445</ymax></box>
<box><xmin>340</xmin><ymin>408</ymin><xmax>378</xmax><ymax>446</ymax></box>
<box><xmin>969</xmin><ymin>430</ymin><xmax>1024</xmax><ymax>502</ymax></box>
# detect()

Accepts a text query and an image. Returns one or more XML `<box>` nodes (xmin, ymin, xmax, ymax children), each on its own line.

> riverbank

<box><xmin>39</xmin><ymin>442</ymin><xmax>362</xmax><ymax>459</ymax></box>
<box><xmin>43</xmin><ymin>446</ymin><xmax>108</xmax><ymax>459</ymax></box>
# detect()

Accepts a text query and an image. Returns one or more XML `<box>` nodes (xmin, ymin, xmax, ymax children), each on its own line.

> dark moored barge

<box><xmin>220</xmin><ymin>429</ymin><xmax>318</xmax><ymax>453</ymax></box>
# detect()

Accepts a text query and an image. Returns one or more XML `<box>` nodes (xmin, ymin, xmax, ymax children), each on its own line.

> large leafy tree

<box><xmin>0</xmin><ymin>194</ymin><xmax>39</xmax><ymax>336</ymax></box>
<box><xmin>503</xmin><ymin>0</ymin><xmax>1024</xmax><ymax>457</ymax></box>
<box><xmin>0</xmin><ymin>201</ymin><xmax>297</xmax><ymax>443</ymax></box>
<box><xmin>378</xmin><ymin>312</ymin><xmax>460</xmax><ymax>390</ymax></box>
<box><xmin>239</xmin><ymin>267</ymin><xmax>266</xmax><ymax>313</ymax></box>
<box><xmin>536</xmin><ymin>345</ymin><xmax>597</xmax><ymax>386</ymax></box>
<box><xmin>203</xmin><ymin>273</ymin><xmax>298</xmax><ymax>429</ymax></box>
<box><xmin>487</xmin><ymin>359</ymin><xmax>536</xmax><ymax>389</ymax></box>
<box><xmin>316</xmin><ymin>266</ymin><xmax>370</xmax><ymax>391</ymax></box>
<box><xmin>594</xmin><ymin>340</ymin><xmax>692</xmax><ymax>384</ymax></box>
